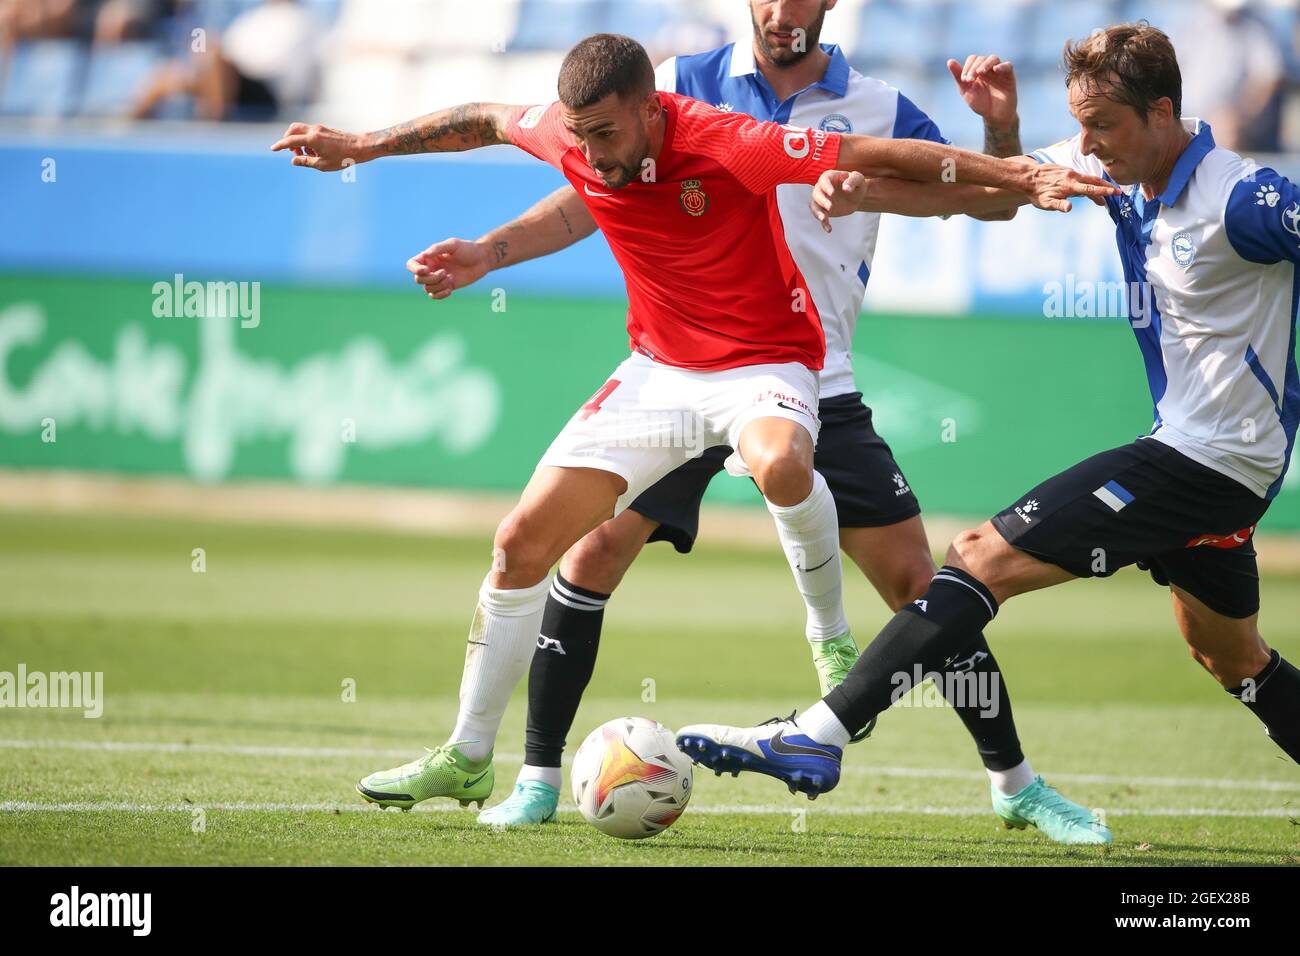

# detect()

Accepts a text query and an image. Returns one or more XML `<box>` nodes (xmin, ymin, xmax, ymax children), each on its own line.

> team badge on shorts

<box><xmin>680</xmin><ymin>179</ymin><xmax>709</xmax><ymax>216</ymax></box>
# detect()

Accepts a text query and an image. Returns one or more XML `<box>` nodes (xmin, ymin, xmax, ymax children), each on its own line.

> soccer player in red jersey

<box><xmin>272</xmin><ymin>33</ymin><xmax>1115</xmax><ymax>810</ymax></box>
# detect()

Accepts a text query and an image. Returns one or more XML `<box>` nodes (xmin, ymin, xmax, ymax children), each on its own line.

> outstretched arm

<box><xmin>408</xmin><ymin>186</ymin><xmax>598</xmax><ymax>299</ymax></box>
<box><xmin>835</xmin><ymin>134</ymin><xmax>1114</xmax><ymax>212</ymax></box>
<box><xmin>810</xmin><ymin>167</ymin><xmax>1034</xmax><ymax>231</ymax></box>
<box><xmin>270</xmin><ymin>102</ymin><xmax>520</xmax><ymax>170</ymax></box>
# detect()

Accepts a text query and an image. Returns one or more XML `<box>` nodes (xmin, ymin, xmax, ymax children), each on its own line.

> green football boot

<box><xmin>810</xmin><ymin>632</ymin><xmax>875</xmax><ymax>742</ymax></box>
<box><xmin>477</xmin><ymin>780</ymin><xmax>560</xmax><ymax>827</ymax></box>
<box><xmin>356</xmin><ymin>743</ymin><xmax>493</xmax><ymax>810</ymax></box>
<box><xmin>992</xmin><ymin>775</ymin><xmax>1113</xmax><ymax>845</ymax></box>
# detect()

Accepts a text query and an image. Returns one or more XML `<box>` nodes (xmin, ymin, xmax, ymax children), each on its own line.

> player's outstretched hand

<box><xmin>1029</xmin><ymin>164</ymin><xmax>1120</xmax><ymax>212</ymax></box>
<box><xmin>270</xmin><ymin>122</ymin><xmax>369</xmax><ymax>171</ymax></box>
<box><xmin>406</xmin><ymin>238</ymin><xmax>492</xmax><ymax>300</ymax></box>
<box><xmin>947</xmin><ymin>55</ymin><xmax>1017</xmax><ymax>127</ymax></box>
<box><xmin>810</xmin><ymin>170</ymin><xmax>869</xmax><ymax>233</ymax></box>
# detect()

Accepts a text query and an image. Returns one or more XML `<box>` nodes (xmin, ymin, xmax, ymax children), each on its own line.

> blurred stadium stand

<box><xmin>0</xmin><ymin>0</ymin><xmax>1293</xmax><ymax>149</ymax></box>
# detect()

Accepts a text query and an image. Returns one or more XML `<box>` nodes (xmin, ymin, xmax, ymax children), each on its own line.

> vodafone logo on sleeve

<box><xmin>781</xmin><ymin>125</ymin><xmax>829</xmax><ymax>161</ymax></box>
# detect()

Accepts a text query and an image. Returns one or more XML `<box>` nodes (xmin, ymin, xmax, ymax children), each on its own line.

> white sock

<box><xmin>794</xmin><ymin>700</ymin><xmax>851</xmax><ymax>749</ymax></box>
<box><xmin>517</xmin><ymin>764</ymin><xmax>562</xmax><ymax>790</ymax></box>
<box><xmin>449</xmin><ymin>573</ymin><xmax>551</xmax><ymax>762</ymax></box>
<box><xmin>987</xmin><ymin>759</ymin><xmax>1036</xmax><ymax>796</ymax></box>
<box><xmin>766</xmin><ymin>470</ymin><xmax>849</xmax><ymax>642</ymax></box>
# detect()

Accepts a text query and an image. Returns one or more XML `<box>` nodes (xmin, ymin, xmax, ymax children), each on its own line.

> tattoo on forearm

<box><xmin>557</xmin><ymin>206</ymin><xmax>574</xmax><ymax>235</ymax></box>
<box><xmin>983</xmin><ymin>119</ymin><xmax>1023</xmax><ymax>159</ymax></box>
<box><xmin>491</xmin><ymin>240</ymin><xmax>509</xmax><ymax>266</ymax></box>
<box><xmin>373</xmin><ymin>103</ymin><xmax>500</xmax><ymax>154</ymax></box>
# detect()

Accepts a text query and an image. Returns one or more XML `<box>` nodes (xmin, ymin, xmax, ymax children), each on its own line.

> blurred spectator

<box><xmin>93</xmin><ymin>0</ymin><xmax>182</xmax><ymax>44</ymax></box>
<box><xmin>0</xmin><ymin>0</ymin><xmax>91</xmax><ymax>47</ymax></box>
<box><xmin>130</xmin><ymin>0</ymin><xmax>321</xmax><ymax>120</ymax></box>
<box><xmin>1178</xmin><ymin>0</ymin><xmax>1287</xmax><ymax>151</ymax></box>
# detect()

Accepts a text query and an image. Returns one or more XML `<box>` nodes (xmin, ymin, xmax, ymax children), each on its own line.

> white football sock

<box><xmin>517</xmin><ymin>764</ymin><xmax>563</xmax><ymax>790</ymax></box>
<box><xmin>766</xmin><ymin>470</ymin><xmax>850</xmax><ymax>642</ymax></box>
<box><xmin>795</xmin><ymin>700</ymin><xmax>852</xmax><ymax>749</ymax></box>
<box><xmin>988</xmin><ymin>759</ymin><xmax>1036</xmax><ymax>796</ymax></box>
<box><xmin>449</xmin><ymin>574</ymin><xmax>551</xmax><ymax>762</ymax></box>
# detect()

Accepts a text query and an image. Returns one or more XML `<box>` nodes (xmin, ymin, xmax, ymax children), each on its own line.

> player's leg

<box><xmin>357</xmin><ymin>464</ymin><xmax>626</xmax><ymax>810</ymax></box>
<box><xmin>1161</xmin><ymin>547</ymin><xmax>1300</xmax><ymax>763</ymax></box>
<box><xmin>811</xmin><ymin>397</ymin><xmax>1032</xmax><ymax>789</ymax></box>
<box><xmin>479</xmin><ymin>507</ymin><xmax>659</xmax><ymax>825</ymax></box>
<box><xmin>680</xmin><ymin>441</ymin><xmax>1275</xmax><ymax>811</ymax></box>
<box><xmin>481</xmin><ymin>447</ymin><xmax>731</xmax><ymax>825</ymax></box>
<box><xmin>736</xmin><ymin>415</ymin><xmax>851</xmax><ymax>660</ymax></box>
<box><xmin>839</xmin><ymin>519</ymin><xmax>1034</xmax><ymax>787</ymax></box>
<box><xmin>677</xmin><ymin>516</ymin><xmax>1101</xmax><ymax>842</ymax></box>
<box><xmin>362</xmin><ymin>354</ymin><xmax>717</xmax><ymax>811</ymax></box>
<box><xmin>680</xmin><ymin>443</ymin><xmax>1195</xmax><ymax>804</ymax></box>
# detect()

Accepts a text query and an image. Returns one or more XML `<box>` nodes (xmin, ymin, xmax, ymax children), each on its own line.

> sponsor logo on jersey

<box><xmin>1171</xmin><ymin>231</ymin><xmax>1197</xmax><ymax>268</ymax></box>
<box><xmin>716</xmin><ymin>101</ymin><xmax>733</xmax><ymax>112</ymax></box>
<box><xmin>583</xmin><ymin>182</ymin><xmax>613</xmax><ymax>198</ymax></box>
<box><xmin>819</xmin><ymin>113</ymin><xmax>852</xmax><ymax>134</ymax></box>
<box><xmin>1282</xmin><ymin>202</ymin><xmax>1300</xmax><ymax>247</ymax></box>
<box><xmin>892</xmin><ymin>471</ymin><xmax>911</xmax><ymax>496</ymax></box>
<box><xmin>1186</xmin><ymin>525</ymin><xmax>1256</xmax><ymax>549</ymax></box>
<box><xmin>679</xmin><ymin>179</ymin><xmax>709</xmax><ymax>216</ymax></box>
<box><xmin>1012</xmin><ymin>498</ymin><xmax>1040</xmax><ymax>523</ymax></box>
<box><xmin>781</xmin><ymin>125</ymin><xmax>829</xmax><ymax>162</ymax></box>
<box><xmin>518</xmin><ymin>104</ymin><xmax>547</xmax><ymax>129</ymax></box>
<box><xmin>760</xmin><ymin>391</ymin><xmax>815</xmax><ymax>419</ymax></box>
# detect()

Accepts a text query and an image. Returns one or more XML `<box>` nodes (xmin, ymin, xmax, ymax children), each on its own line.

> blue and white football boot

<box><xmin>675</xmin><ymin>715</ymin><xmax>841</xmax><ymax>800</ymax></box>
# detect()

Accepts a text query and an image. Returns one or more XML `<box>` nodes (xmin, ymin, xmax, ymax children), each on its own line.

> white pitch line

<box><xmin>0</xmin><ymin>801</ymin><xmax>1293</xmax><ymax>819</ymax></box>
<box><xmin>2</xmin><ymin>738</ymin><xmax>1298</xmax><ymax>794</ymax></box>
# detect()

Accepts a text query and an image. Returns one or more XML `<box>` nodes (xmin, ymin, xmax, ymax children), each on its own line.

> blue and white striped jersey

<box><xmin>656</xmin><ymin>42</ymin><xmax>947</xmax><ymax>399</ymax></box>
<box><xmin>1034</xmin><ymin>121</ymin><xmax>1299</xmax><ymax>499</ymax></box>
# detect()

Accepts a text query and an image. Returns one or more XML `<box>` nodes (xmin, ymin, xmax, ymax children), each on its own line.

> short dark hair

<box><xmin>1063</xmin><ymin>21</ymin><xmax>1182</xmax><ymax>120</ymax></box>
<box><xmin>557</xmin><ymin>33</ymin><xmax>655</xmax><ymax>109</ymax></box>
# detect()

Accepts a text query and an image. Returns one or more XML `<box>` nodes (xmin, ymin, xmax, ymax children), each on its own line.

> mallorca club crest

<box><xmin>680</xmin><ymin>178</ymin><xmax>709</xmax><ymax>216</ymax></box>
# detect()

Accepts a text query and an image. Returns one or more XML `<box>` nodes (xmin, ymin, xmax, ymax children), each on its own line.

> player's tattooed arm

<box><xmin>405</xmin><ymin>186</ymin><xmax>598</xmax><ymax>300</ymax></box>
<box><xmin>478</xmin><ymin>185</ymin><xmax>597</xmax><ymax>271</ymax></box>
<box><xmin>271</xmin><ymin>103</ymin><xmax>517</xmax><ymax>170</ymax></box>
<box><xmin>968</xmin><ymin>119</ymin><xmax>1024</xmax><ymax>221</ymax></box>
<box><xmin>366</xmin><ymin>103</ymin><xmax>516</xmax><ymax>156</ymax></box>
<box><xmin>945</xmin><ymin>53</ymin><xmax>1022</xmax><ymax>219</ymax></box>
<box><xmin>983</xmin><ymin>119</ymin><xmax>1023</xmax><ymax>159</ymax></box>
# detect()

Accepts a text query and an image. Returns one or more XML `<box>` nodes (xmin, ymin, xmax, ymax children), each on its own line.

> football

<box><xmin>570</xmin><ymin>717</ymin><xmax>694</xmax><ymax>840</ymax></box>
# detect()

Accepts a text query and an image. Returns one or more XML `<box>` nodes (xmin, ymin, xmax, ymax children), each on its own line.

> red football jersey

<box><xmin>506</xmin><ymin>92</ymin><xmax>842</xmax><ymax>371</ymax></box>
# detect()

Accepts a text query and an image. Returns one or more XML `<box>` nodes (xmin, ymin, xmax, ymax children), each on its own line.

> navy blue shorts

<box><xmin>990</xmin><ymin>439</ymin><xmax>1271</xmax><ymax>619</ymax></box>
<box><xmin>630</xmin><ymin>392</ymin><xmax>922</xmax><ymax>554</ymax></box>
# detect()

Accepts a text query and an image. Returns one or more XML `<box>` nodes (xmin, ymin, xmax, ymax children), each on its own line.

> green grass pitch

<box><xmin>0</xmin><ymin>509</ymin><xmax>1297</xmax><ymax>866</ymax></box>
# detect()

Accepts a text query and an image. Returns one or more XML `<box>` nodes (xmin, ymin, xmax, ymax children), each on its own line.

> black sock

<box><xmin>940</xmin><ymin>632</ymin><xmax>1025</xmax><ymax>772</ymax></box>
<box><xmin>1229</xmin><ymin>650</ymin><xmax>1300</xmax><ymax>764</ymax></box>
<box><xmin>524</xmin><ymin>573</ymin><xmax>609</xmax><ymax>768</ymax></box>
<box><xmin>825</xmin><ymin>566</ymin><xmax>998</xmax><ymax>736</ymax></box>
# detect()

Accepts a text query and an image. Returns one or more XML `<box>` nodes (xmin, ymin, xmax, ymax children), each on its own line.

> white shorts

<box><xmin>538</xmin><ymin>353</ymin><xmax>821</xmax><ymax>515</ymax></box>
